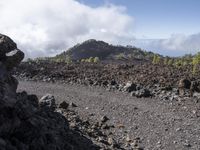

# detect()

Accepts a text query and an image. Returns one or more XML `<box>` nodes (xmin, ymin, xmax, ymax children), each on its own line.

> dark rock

<box><xmin>0</xmin><ymin>34</ymin><xmax>24</xmax><ymax>70</ymax></box>
<box><xmin>161</xmin><ymin>86</ymin><xmax>172</xmax><ymax>91</ymax></box>
<box><xmin>108</xmin><ymin>137</ymin><xmax>120</xmax><ymax>148</ymax></box>
<box><xmin>190</xmin><ymin>81</ymin><xmax>200</xmax><ymax>97</ymax></box>
<box><xmin>135</xmin><ymin>88</ymin><xmax>151</xmax><ymax>98</ymax></box>
<box><xmin>110</xmin><ymin>80</ymin><xmax>117</xmax><ymax>85</ymax></box>
<box><xmin>178</xmin><ymin>79</ymin><xmax>191</xmax><ymax>89</ymax></box>
<box><xmin>178</xmin><ymin>79</ymin><xmax>191</xmax><ymax>96</ymax></box>
<box><xmin>27</xmin><ymin>94</ymin><xmax>39</xmax><ymax>108</ymax></box>
<box><xmin>15</xmin><ymin>91</ymin><xmax>38</xmax><ymax>119</ymax></box>
<box><xmin>0</xmin><ymin>34</ymin><xmax>17</xmax><ymax>57</ymax></box>
<box><xmin>101</xmin><ymin>116</ymin><xmax>109</xmax><ymax>123</ymax></box>
<box><xmin>59</xmin><ymin>101</ymin><xmax>69</xmax><ymax>109</ymax></box>
<box><xmin>124</xmin><ymin>81</ymin><xmax>136</xmax><ymax>92</ymax></box>
<box><xmin>70</xmin><ymin>102</ymin><xmax>77</xmax><ymax>107</ymax></box>
<box><xmin>136</xmin><ymin>84</ymin><xmax>142</xmax><ymax>90</ymax></box>
<box><xmin>102</xmin><ymin>80</ymin><xmax>109</xmax><ymax>86</ymax></box>
<box><xmin>5</xmin><ymin>49</ymin><xmax>24</xmax><ymax>71</ymax></box>
<box><xmin>102</xmin><ymin>124</ymin><xmax>111</xmax><ymax>130</ymax></box>
<box><xmin>39</xmin><ymin>94</ymin><xmax>56</xmax><ymax>111</ymax></box>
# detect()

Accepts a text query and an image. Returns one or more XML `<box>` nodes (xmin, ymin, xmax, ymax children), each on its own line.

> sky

<box><xmin>81</xmin><ymin>0</ymin><xmax>200</xmax><ymax>38</ymax></box>
<box><xmin>0</xmin><ymin>0</ymin><xmax>200</xmax><ymax>58</ymax></box>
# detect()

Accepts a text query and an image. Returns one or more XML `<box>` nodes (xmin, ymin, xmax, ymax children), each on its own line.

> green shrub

<box><xmin>88</xmin><ymin>57</ymin><xmax>94</xmax><ymax>63</ymax></box>
<box><xmin>81</xmin><ymin>57</ymin><xmax>100</xmax><ymax>63</ymax></box>
<box><xmin>167</xmin><ymin>59</ymin><xmax>173</xmax><ymax>66</ymax></box>
<box><xmin>164</xmin><ymin>57</ymin><xmax>168</xmax><ymax>65</ymax></box>
<box><xmin>152</xmin><ymin>54</ymin><xmax>160</xmax><ymax>64</ymax></box>
<box><xmin>93</xmin><ymin>57</ymin><xmax>100</xmax><ymax>63</ymax></box>
<box><xmin>81</xmin><ymin>59</ymin><xmax>85</xmax><ymax>62</ymax></box>
<box><xmin>174</xmin><ymin>59</ymin><xmax>183</xmax><ymax>67</ymax></box>
<box><xmin>192</xmin><ymin>53</ymin><xmax>200</xmax><ymax>74</ymax></box>
<box><xmin>115</xmin><ymin>53</ymin><xmax>126</xmax><ymax>60</ymax></box>
<box><xmin>65</xmin><ymin>55</ymin><xmax>72</xmax><ymax>64</ymax></box>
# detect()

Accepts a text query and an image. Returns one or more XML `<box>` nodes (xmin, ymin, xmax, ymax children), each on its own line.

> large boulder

<box><xmin>0</xmin><ymin>34</ymin><xmax>17</xmax><ymax>56</ymax></box>
<box><xmin>0</xmin><ymin>34</ymin><xmax>24</xmax><ymax>106</ymax></box>
<box><xmin>178</xmin><ymin>78</ymin><xmax>191</xmax><ymax>96</ymax></box>
<box><xmin>6</xmin><ymin>49</ymin><xmax>24</xmax><ymax>71</ymax></box>
<box><xmin>189</xmin><ymin>80</ymin><xmax>200</xmax><ymax>97</ymax></box>
<box><xmin>178</xmin><ymin>78</ymin><xmax>191</xmax><ymax>89</ymax></box>
<box><xmin>0</xmin><ymin>34</ymin><xmax>24</xmax><ymax>71</ymax></box>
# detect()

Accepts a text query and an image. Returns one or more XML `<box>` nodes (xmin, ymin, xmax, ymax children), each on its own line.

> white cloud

<box><xmin>1</xmin><ymin>0</ymin><xmax>199</xmax><ymax>58</ymax></box>
<box><xmin>0</xmin><ymin>0</ymin><xmax>134</xmax><ymax>58</ymax></box>
<box><xmin>134</xmin><ymin>33</ymin><xmax>200</xmax><ymax>56</ymax></box>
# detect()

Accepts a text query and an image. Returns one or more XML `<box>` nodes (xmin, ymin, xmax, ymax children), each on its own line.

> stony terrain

<box><xmin>2</xmin><ymin>33</ymin><xmax>200</xmax><ymax>150</ymax></box>
<box><xmin>15</xmin><ymin>60</ymin><xmax>200</xmax><ymax>149</ymax></box>
<box><xmin>18</xmin><ymin>80</ymin><xmax>200</xmax><ymax>150</ymax></box>
<box><xmin>1</xmin><ymin>34</ymin><xmax>128</xmax><ymax>150</ymax></box>
<box><xmin>15</xmin><ymin>60</ymin><xmax>200</xmax><ymax>100</ymax></box>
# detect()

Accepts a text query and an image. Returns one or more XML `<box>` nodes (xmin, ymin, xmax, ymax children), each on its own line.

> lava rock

<box><xmin>5</xmin><ymin>49</ymin><xmax>24</xmax><ymax>71</ymax></box>
<box><xmin>190</xmin><ymin>81</ymin><xmax>200</xmax><ymax>96</ymax></box>
<box><xmin>39</xmin><ymin>94</ymin><xmax>56</xmax><ymax>111</ymax></box>
<box><xmin>178</xmin><ymin>78</ymin><xmax>191</xmax><ymax>96</ymax></box>
<box><xmin>59</xmin><ymin>101</ymin><xmax>69</xmax><ymax>109</ymax></box>
<box><xmin>70</xmin><ymin>102</ymin><xmax>77</xmax><ymax>107</ymax></box>
<box><xmin>110</xmin><ymin>80</ymin><xmax>117</xmax><ymax>86</ymax></box>
<box><xmin>0</xmin><ymin>34</ymin><xmax>17</xmax><ymax>57</ymax></box>
<box><xmin>0</xmin><ymin>34</ymin><xmax>24</xmax><ymax>70</ymax></box>
<box><xmin>134</xmin><ymin>88</ymin><xmax>151</xmax><ymax>98</ymax></box>
<box><xmin>124</xmin><ymin>81</ymin><xmax>136</xmax><ymax>92</ymax></box>
<box><xmin>101</xmin><ymin>115</ymin><xmax>109</xmax><ymax>123</ymax></box>
<box><xmin>178</xmin><ymin>78</ymin><xmax>191</xmax><ymax>89</ymax></box>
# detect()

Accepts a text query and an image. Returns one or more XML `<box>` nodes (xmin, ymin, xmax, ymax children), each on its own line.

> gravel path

<box><xmin>18</xmin><ymin>81</ymin><xmax>200</xmax><ymax>150</ymax></box>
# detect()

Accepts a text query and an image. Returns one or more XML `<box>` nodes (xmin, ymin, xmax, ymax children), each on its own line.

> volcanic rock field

<box><xmin>1</xmin><ymin>34</ymin><xmax>200</xmax><ymax>150</ymax></box>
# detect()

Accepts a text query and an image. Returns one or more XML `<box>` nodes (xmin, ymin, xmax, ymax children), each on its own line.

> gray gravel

<box><xmin>18</xmin><ymin>80</ymin><xmax>200</xmax><ymax>150</ymax></box>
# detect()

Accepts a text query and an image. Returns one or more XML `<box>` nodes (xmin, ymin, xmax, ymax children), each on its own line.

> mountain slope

<box><xmin>55</xmin><ymin>39</ymin><xmax>159</xmax><ymax>61</ymax></box>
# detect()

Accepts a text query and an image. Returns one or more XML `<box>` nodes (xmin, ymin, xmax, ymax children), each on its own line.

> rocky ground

<box><xmin>2</xmin><ymin>33</ymin><xmax>200</xmax><ymax>149</ymax></box>
<box><xmin>14</xmin><ymin>57</ymin><xmax>200</xmax><ymax>150</ymax></box>
<box><xmin>1</xmin><ymin>34</ymin><xmax>127</xmax><ymax>150</ymax></box>
<box><xmin>18</xmin><ymin>80</ymin><xmax>200</xmax><ymax>150</ymax></box>
<box><xmin>15</xmin><ymin>60</ymin><xmax>200</xmax><ymax>100</ymax></box>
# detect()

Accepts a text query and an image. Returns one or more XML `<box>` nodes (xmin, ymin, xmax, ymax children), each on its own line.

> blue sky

<box><xmin>0</xmin><ymin>0</ymin><xmax>200</xmax><ymax>57</ymax></box>
<box><xmin>79</xmin><ymin>0</ymin><xmax>200</xmax><ymax>39</ymax></box>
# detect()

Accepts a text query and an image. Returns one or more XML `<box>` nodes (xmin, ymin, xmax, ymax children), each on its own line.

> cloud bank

<box><xmin>0</xmin><ymin>0</ymin><xmax>200</xmax><ymax>58</ymax></box>
<box><xmin>134</xmin><ymin>33</ymin><xmax>200</xmax><ymax>56</ymax></box>
<box><xmin>0</xmin><ymin>0</ymin><xmax>134</xmax><ymax>58</ymax></box>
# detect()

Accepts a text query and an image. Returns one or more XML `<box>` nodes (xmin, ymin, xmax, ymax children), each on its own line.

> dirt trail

<box><xmin>18</xmin><ymin>81</ymin><xmax>200</xmax><ymax>150</ymax></box>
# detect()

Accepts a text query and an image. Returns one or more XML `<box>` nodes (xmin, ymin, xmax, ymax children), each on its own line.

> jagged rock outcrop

<box><xmin>0</xmin><ymin>34</ymin><xmax>17</xmax><ymax>56</ymax></box>
<box><xmin>0</xmin><ymin>34</ymin><xmax>24</xmax><ymax>71</ymax></box>
<box><xmin>0</xmin><ymin>34</ymin><xmax>99</xmax><ymax>150</ymax></box>
<box><xmin>0</xmin><ymin>34</ymin><xmax>24</xmax><ymax>107</ymax></box>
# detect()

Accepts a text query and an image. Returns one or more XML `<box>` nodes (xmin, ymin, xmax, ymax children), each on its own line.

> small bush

<box><xmin>192</xmin><ymin>52</ymin><xmax>200</xmax><ymax>74</ymax></box>
<box><xmin>152</xmin><ymin>54</ymin><xmax>160</xmax><ymax>64</ymax></box>
<box><xmin>65</xmin><ymin>55</ymin><xmax>72</xmax><ymax>64</ymax></box>
<box><xmin>93</xmin><ymin>57</ymin><xmax>100</xmax><ymax>63</ymax></box>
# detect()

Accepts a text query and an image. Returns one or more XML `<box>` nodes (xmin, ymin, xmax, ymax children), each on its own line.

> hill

<box><xmin>54</xmin><ymin>39</ymin><xmax>159</xmax><ymax>61</ymax></box>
